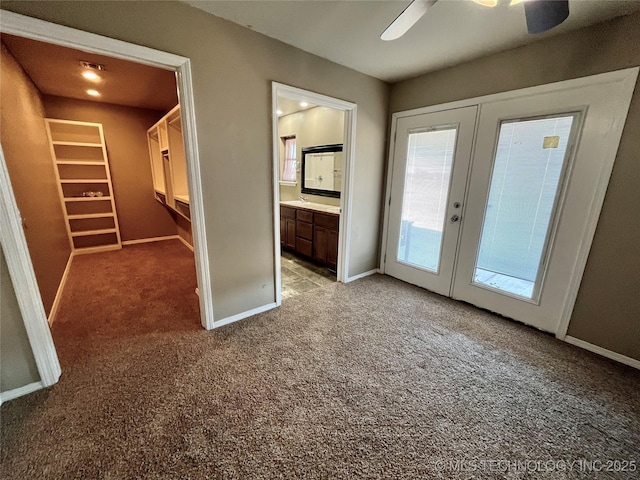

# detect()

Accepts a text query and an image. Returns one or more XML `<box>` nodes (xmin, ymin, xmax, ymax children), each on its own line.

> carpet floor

<box><xmin>1</xmin><ymin>240</ymin><xmax>639</xmax><ymax>479</ymax></box>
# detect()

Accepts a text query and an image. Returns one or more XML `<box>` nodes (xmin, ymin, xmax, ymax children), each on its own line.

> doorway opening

<box><xmin>271</xmin><ymin>83</ymin><xmax>356</xmax><ymax>305</ymax></box>
<box><xmin>0</xmin><ymin>11</ymin><xmax>213</xmax><ymax>393</ymax></box>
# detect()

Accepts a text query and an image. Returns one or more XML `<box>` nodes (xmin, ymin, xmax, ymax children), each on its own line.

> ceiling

<box><xmin>1</xmin><ymin>34</ymin><xmax>178</xmax><ymax>112</ymax></box>
<box><xmin>185</xmin><ymin>0</ymin><xmax>640</xmax><ymax>83</ymax></box>
<box><xmin>277</xmin><ymin>97</ymin><xmax>317</xmax><ymax>116</ymax></box>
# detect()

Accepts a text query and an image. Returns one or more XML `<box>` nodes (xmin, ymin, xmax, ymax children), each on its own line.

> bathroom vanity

<box><xmin>280</xmin><ymin>200</ymin><xmax>340</xmax><ymax>270</ymax></box>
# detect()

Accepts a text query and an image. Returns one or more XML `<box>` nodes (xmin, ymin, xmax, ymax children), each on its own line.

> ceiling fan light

<box><xmin>524</xmin><ymin>0</ymin><xmax>569</xmax><ymax>34</ymax></box>
<box><xmin>472</xmin><ymin>0</ymin><xmax>498</xmax><ymax>7</ymax></box>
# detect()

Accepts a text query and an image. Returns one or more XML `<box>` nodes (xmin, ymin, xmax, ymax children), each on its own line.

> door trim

<box><xmin>381</xmin><ymin>67</ymin><xmax>639</xmax><ymax>338</ymax></box>
<box><xmin>271</xmin><ymin>82</ymin><xmax>357</xmax><ymax>306</ymax></box>
<box><xmin>0</xmin><ymin>11</ymin><xmax>216</xmax><ymax>393</ymax></box>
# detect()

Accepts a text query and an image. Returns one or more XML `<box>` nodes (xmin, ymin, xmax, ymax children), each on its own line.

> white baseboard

<box><xmin>211</xmin><ymin>302</ymin><xmax>278</xmax><ymax>330</ymax></box>
<box><xmin>0</xmin><ymin>381</ymin><xmax>44</xmax><ymax>406</ymax></box>
<box><xmin>48</xmin><ymin>252</ymin><xmax>74</xmax><ymax>325</ymax></box>
<box><xmin>344</xmin><ymin>268</ymin><xmax>380</xmax><ymax>283</ymax></box>
<box><xmin>176</xmin><ymin>235</ymin><xmax>194</xmax><ymax>252</ymax></box>
<box><xmin>564</xmin><ymin>336</ymin><xmax>640</xmax><ymax>370</ymax></box>
<box><xmin>121</xmin><ymin>235</ymin><xmax>180</xmax><ymax>246</ymax></box>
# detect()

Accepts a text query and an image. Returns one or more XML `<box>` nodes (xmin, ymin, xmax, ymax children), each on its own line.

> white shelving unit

<box><xmin>147</xmin><ymin>105</ymin><xmax>190</xmax><ymax>220</ymax></box>
<box><xmin>45</xmin><ymin>119</ymin><xmax>122</xmax><ymax>254</ymax></box>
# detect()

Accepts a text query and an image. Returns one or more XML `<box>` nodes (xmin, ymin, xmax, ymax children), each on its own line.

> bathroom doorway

<box><xmin>271</xmin><ymin>83</ymin><xmax>356</xmax><ymax>304</ymax></box>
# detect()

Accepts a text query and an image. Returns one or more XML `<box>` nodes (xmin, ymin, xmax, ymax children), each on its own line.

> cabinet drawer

<box><xmin>296</xmin><ymin>209</ymin><xmax>313</xmax><ymax>223</ymax></box>
<box><xmin>281</xmin><ymin>206</ymin><xmax>296</xmax><ymax>219</ymax></box>
<box><xmin>296</xmin><ymin>237</ymin><xmax>312</xmax><ymax>257</ymax></box>
<box><xmin>314</xmin><ymin>212</ymin><xmax>339</xmax><ymax>230</ymax></box>
<box><xmin>296</xmin><ymin>220</ymin><xmax>313</xmax><ymax>240</ymax></box>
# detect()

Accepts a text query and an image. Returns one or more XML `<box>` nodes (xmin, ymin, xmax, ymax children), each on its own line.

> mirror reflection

<box><xmin>301</xmin><ymin>144</ymin><xmax>343</xmax><ymax>198</ymax></box>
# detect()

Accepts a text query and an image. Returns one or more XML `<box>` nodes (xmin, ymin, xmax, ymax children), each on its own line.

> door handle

<box><xmin>450</xmin><ymin>215</ymin><xmax>460</xmax><ymax>223</ymax></box>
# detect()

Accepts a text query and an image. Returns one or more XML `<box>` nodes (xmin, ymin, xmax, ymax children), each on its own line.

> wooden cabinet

<box><xmin>280</xmin><ymin>206</ymin><xmax>296</xmax><ymax>250</ymax></box>
<box><xmin>313</xmin><ymin>212</ymin><xmax>339</xmax><ymax>270</ymax></box>
<box><xmin>45</xmin><ymin>119</ymin><xmax>122</xmax><ymax>254</ymax></box>
<box><xmin>280</xmin><ymin>204</ymin><xmax>339</xmax><ymax>270</ymax></box>
<box><xmin>147</xmin><ymin>105</ymin><xmax>190</xmax><ymax>220</ymax></box>
<box><xmin>295</xmin><ymin>209</ymin><xmax>313</xmax><ymax>258</ymax></box>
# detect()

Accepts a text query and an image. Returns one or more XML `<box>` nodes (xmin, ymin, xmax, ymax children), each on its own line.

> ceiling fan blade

<box><xmin>381</xmin><ymin>0</ymin><xmax>438</xmax><ymax>41</ymax></box>
<box><xmin>524</xmin><ymin>0</ymin><xmax>569</xmax><ymax>34</ymax></box>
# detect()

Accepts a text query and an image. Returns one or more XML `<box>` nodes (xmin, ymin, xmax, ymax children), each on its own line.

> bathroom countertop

<box><xmin>280</xmin><ymin>200</ymin><xmax>340</xmax><ymax>215</ymax></box>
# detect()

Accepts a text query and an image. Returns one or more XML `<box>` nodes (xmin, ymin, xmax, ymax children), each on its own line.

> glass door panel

<box><xmin>398</xmin><ymin>127</ymin><xmax>457</xmax><ymax>273</ymax></box>
<box><xmin>473</xmin><ymin>114</ymin><xmax>577</xmax><ymax>300</ymax></box>
<box><xmin>384</xmin><ymin>106</ymin><xmax>477</xmax><ymax>297</ymax></box>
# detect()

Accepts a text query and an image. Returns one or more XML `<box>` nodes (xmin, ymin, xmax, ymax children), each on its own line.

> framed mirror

<box><xmin>301</xmin><ymin>144</ymin><xmax>343</xmax><ymax>198</ymax></box>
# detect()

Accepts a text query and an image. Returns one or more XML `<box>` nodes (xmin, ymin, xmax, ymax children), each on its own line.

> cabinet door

<box><xmin>285</xmin><ymin>218</ymin><xmax>296</xmax><ymax>250</ymax></box>
<box><xmin>280</xmin><ymin>216</ymin><xmax>286</xmax><ymax>246</ymax></box>
<box><xmin>296</xmin><ymin>237</ymin><xmax>313</xmax><ymax>258</ymax></box>
<box><xmin>327</xmin><ymin>229</ymin><xmax>338</xmax><ymax>270</ymax></box>
<box><xmin>313</xmin><ymin>225</ymin><xmax>328</xmax><ymax>264</ymax></box>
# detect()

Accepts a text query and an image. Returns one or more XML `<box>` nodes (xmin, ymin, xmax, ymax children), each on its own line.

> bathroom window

<box><xmin>281</xmin><ymin>136</ymin><xmax>297</xmax><ymax>184</ymax></box>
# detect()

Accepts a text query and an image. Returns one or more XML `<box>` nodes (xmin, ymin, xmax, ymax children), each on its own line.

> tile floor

<box><xmin>281</xmin><ymin>250</ymin><xmax>336</xmax><ymax>300</ymax></box>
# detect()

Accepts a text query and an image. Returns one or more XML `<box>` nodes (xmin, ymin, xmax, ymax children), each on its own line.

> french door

<box><xmin>385</xmin><ymin>106</ymin><xmax>477</xmax><ymax>296</ymax></box>
<box><xmin>384</xmin><ymin>71</ymin><xmax>637</xmax><ymax>334</ymax></box>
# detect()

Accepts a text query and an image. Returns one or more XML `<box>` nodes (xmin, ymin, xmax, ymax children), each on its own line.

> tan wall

<box><xmin>0</xmin><ymin>42</ymin><xmax>70</xmax><ymax>315</ymax></box>
<box><xmin>43</xmin><ymin>96</ymin><xmax>179</xmax><ymax>242</ymax></box>
<box><xmin>279</xmin><ymin>106</ymin><xmax>344</xmax><ymax>207</ymax></box>
<box><xmin>1</xmin><ymin>247</ymin><xmax>40</xmax><ymax>393</ymax></box>
<box><xmin>2</xmin><ymin>1</ymin><xmax>390</xmax><ymax>318</ymax></box>
<box><xmin>390</xmin><ymin>13</ymin><xmax>640</xmax><ymax>360</ymax></box>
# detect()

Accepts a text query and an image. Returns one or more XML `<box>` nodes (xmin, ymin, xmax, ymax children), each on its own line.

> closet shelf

<box><xmin>60</xmin><ymin>179</ymin><xmax>108</xmax><ymax>183</ymax></box>
<box><xmin>64</xmin><ymin>196</ymin><xmax>112</xmax><ymax>202</ymax></box>
<box><xmin>148</xmin><ymin>104</ymin><xmax>190</xmax><ymax>221</ymax></box>
<box><xmin>46</xmin><ymin>118</ymin><xmax>122</xmax><ymax>253</ymax></box>
<box><xmin>174</xmin><ymin>194</ymin><xmax>189</xmax><ymax>205</ymax></box>
<box><xmin>68</xmin><ymin>213</ymin><xmax>115</xmax><ymax>220</ymax></box>
<box><xmin>52</xmin><ymin>141</ymin><xmax>103</xmax><ymax>147</ymax></box>
<box><xmin>71</xmin><ymin>228</ymin><xmax>117</xmax><ymax>237</ymax></box>
<box><xmin>56</xmin><ymin>160</ymin><xmax>105</xmax><ymax>165</ymax></box>
<box><xmin>168</xmin><ymin>116</ymin><xmax>182</xmax><ymax>132</ymax></box>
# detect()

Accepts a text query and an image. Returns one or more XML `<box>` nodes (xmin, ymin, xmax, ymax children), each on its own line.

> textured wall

<box><xmin>390</xmin><ymin>13</ymin><xmax>640</xmax><ymax>361</ymax></box>
<box><xmin>0</xmin><ymin>42</ymin><xmax>70</xmax><ymax>315</ymax></box>
<box><xmin>43</xmin><ymin>95</ymin><xmax>179</xmax><ymax>242</ymax></box>
<box><xmin>1</xmin><ymin>1</ymin><xmax>390</xmax><ymax>317</ymax></box>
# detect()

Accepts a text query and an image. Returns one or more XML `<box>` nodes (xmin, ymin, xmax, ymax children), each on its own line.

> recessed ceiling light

<box><xmin>82</xmin><ymin>71</ymin><xmax>100</xmax><ymax>81</ymax></box>
<box><xmin>86</xmin><ymin>89</ymin><xmax>100</xmax><ymax>97</ymax></box>
<box><xmin>80</xmin><ymin>61</ymin><xmax>106</xmax><ymax>71</ymax></box>
<box><xmin>299</xmin><ymin>102</ymin><xmax>308</xmax><ymax>107</ymax></box>
<box><xmin>276</xmin><ymin>110</ymin><xmax>283</xmax><ymax>116</ymax></box>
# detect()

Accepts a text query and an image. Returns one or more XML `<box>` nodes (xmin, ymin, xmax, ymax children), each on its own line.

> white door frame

<box><xmin>271</xmin><ymin>82</ymin><xmax>357</xmax><ymax>305</ymax></box>
<box><xmin>0</xmin><ymin>12</ymin><xmax>216</xmax><ymax>389</ymax></box>
<box><xmin>381</xmin><ymin>67</ymin><xmax>638</xmax><ymax>339</ymax></box>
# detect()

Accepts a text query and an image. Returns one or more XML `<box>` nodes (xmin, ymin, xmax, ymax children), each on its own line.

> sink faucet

<box><xmin>299</xmin><ymin>196</ymin><xmax>307</xmax><ymax>202</ymax></box>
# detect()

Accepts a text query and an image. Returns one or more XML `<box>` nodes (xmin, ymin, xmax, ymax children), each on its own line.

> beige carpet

<box><xmin>1</xmin><ymin>240</ymin><xmax>639</xmax><ymax>479</ymax></box>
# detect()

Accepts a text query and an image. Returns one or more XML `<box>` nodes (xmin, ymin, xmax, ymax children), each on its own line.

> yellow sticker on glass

<box><xmin>543</xmin><ymin>136</ymin><xmax>560</xmax><ymax>149</ymax></box>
